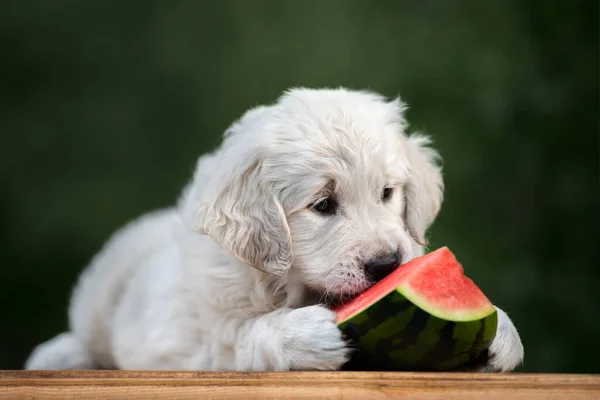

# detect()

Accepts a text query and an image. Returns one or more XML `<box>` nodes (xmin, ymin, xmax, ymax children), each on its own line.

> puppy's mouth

<box><xmin>307</xmin><ymin>287</ymin><xmax>366</xmax><ymax>309</ymax></box>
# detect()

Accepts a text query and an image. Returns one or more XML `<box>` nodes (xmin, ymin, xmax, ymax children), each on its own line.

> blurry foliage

<box><xmin>0</xmin><ymin>0</ymin><xmax>598</xmax><ymax>372</ymax></box>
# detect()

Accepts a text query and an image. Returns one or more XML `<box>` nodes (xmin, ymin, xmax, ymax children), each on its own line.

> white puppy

<box><xmin>25</xmin><ymin>88</ymin><xmax>523</xmax><ymax>372</ymax></box>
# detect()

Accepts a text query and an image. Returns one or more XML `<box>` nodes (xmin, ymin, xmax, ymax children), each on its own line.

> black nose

<box><xmin>364</xmin><ymin>251</ymin><xmax>401</xmax><ymax>282</ymax></box>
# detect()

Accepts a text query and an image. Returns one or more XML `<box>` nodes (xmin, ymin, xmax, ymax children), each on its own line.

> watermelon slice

<box><xmin>335</xmin><ymin>247</ymin><xmax>497</xmax><ymax>371</ymax></box>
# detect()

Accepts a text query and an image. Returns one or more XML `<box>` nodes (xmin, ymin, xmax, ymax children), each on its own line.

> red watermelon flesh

<box><xmin>336</xmin><ymin>247</ymin><xmax>495</xmax><ymax>323</ymax></box>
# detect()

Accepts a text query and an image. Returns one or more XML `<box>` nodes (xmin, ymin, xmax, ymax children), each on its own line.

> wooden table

<box><xmin>1</xmin><ymin>370</ymin><xmax>599</xmax><ymax>399</ymax></box>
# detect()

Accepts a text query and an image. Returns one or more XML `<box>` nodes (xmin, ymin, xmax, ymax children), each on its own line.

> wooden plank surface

<box><xmin>1</xmin><ymin>370</ymin><xmax>599</xmax><ymax>399</ymax></box>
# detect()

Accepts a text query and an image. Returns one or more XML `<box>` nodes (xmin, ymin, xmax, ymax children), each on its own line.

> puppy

<box><xmin>25</xmin><ymin>88</ymin><xmax>523</xmax><ymax>372</ymax></box>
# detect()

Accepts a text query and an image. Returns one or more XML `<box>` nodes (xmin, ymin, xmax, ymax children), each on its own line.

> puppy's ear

<box><xmin>191</xmin><ymin>108</ymin><xmax>293</xmax><ymax>277</ymax></box>
<box><xmin>404</xmin><ymin>134</ymin><xmax>444</xmax><ymax>245</ymax></box>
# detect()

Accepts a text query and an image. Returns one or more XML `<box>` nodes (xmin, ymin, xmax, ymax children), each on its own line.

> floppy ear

<box><xmin>190</xmin><ymin>108</ymin><xmax>293</xmax><ymax>277</ymax></box>
<box><xmin>403</xmin><ymin>134</ymin><xmax>444</xmax><ymax>245</ymax></box>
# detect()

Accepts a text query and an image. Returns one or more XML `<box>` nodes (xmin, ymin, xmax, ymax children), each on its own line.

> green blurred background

<box><xmin>1</xmin><ymin>0</ymin><xmax>598</xmax><ymax>373</ymax></box>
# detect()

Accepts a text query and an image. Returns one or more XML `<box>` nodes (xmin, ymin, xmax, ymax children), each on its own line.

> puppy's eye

<box><xmin>382</xmin><ymin>187</ymin><xmax>393</xmax><ymax>202</ymax></box>
<box><xmin>311</xmin><ymin>197</ymin><xmax>337</xmax><ymax>215</ymax></box>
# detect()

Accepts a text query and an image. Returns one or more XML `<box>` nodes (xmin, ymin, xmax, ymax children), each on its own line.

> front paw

<box><xmin>281</xmin><ymin>305</ymin><xmax>350</xmax><ymax>370</ymax></box>
<box><xmin>481</xmin><ymin>307</ymin><xmax>524</xmax><ymax>372</ymax></box>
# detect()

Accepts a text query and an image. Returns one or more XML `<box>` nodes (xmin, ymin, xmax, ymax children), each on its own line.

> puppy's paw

<box><xmin>280</xmin><ymin>305</ymin><xmax>350</xmax><ymax>370</ymax></box>
<box><xmin>481</xmin><ymin>307</ymin><xmax>524</xmax><ymax>372</ymax></box>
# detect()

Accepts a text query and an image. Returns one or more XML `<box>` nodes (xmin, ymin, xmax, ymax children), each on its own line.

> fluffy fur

<box><xmin>25</xmin><ymin>88</ymin><xmax>523</xmax><ymax>372</ymax></box>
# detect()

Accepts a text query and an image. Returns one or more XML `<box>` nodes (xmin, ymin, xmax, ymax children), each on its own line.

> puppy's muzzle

<box><xmin>364</xmin><ymin>251</ymin><xmax>401</xmax><ymax>283</ymax></box>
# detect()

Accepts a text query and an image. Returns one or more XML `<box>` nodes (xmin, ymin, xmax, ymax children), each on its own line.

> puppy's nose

<box><xmin>364</xmin><ymin>251</ymin><xmax>401</xmax><ymax>283</ymax></box>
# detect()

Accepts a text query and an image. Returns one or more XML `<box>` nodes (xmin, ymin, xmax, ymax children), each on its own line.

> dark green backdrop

<box><xmin>1</xmin><ymin>0</ymin><xmax>598</xmax><ymax>373</ymax></box>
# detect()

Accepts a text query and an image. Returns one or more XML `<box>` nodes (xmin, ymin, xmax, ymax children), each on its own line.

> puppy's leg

<box><xmin>235</xmin><ymin>305</ymin><xmax>350</xmax><ymax>371</ymax></box>
<box><xmin>480</xmin><ymin>307</ymin><xmax>524</xmax><ymax>372</ymax></box>
<box><xmin>463</xmin><ymin>306</ymin><xmax>524</xmax><ymax>372</ymax></box>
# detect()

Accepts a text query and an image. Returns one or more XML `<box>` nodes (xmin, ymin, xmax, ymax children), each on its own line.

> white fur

<box><xmin>25</xmin><ymin>87</ymin><xmax>523</xmax><ymax>372</ymax></box>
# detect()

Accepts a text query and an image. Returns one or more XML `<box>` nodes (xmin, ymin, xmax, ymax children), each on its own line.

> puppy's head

<box><xmin>187</xmin><ymin>88</ymin><xmax>443</xmax><ymax>301</ymax></box>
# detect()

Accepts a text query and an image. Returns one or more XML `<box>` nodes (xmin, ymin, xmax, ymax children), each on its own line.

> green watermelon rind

<box><xmin>337</xmin><ymin>289</ymin><xmax>390</xmax><ymax>324</ymax></box>
<box><xmin>338</xmin><ymin>289</ymin><xmax>498</xmax><ymax>371</ymax></box>
<box><xmin>397</xmin><ymin>285</ymin><xmax>497</xmax><ymax>322</ymax></box>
